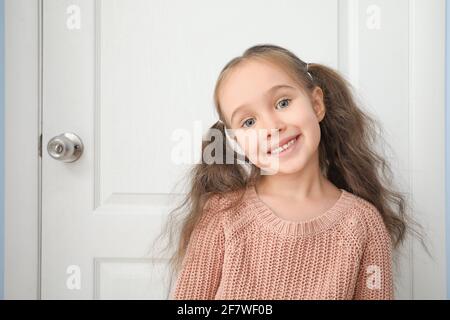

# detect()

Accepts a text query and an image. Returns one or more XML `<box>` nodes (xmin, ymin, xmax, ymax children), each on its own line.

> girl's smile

<box><xmin>267</xmin><ymin>133</ymin><xmax>302</xmax><ymax>157</ymax></box>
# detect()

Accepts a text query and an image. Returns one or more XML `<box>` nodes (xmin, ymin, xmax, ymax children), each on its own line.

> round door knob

<box><xmin>47</xmin><ymin>132</ymin><xmax>84</xmax><ymax>162</ymax></box>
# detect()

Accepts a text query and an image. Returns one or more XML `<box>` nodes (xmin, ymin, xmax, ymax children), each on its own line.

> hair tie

<box><xmin>306</xmin><ymin>62</ymin><xmax>313</xmax><ymax>81</ymax></box>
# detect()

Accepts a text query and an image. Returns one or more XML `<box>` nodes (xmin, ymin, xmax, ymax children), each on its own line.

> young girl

<box><xmin>157</xmin><ymin>44</ymin><xmax>422</xmax><ymax>300</ymax></box>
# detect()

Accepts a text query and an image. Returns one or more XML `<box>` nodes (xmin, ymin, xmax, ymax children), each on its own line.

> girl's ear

<box><xmin>311</xmin><ymin>87</ymin><xmax>326</xmax><ymax>122</ymax></box>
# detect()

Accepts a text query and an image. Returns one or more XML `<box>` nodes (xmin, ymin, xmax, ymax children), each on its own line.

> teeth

<box><xmin>271</xmin><ymin>137</ymin><xmax>297</xmax><ymax>155</ymax></box>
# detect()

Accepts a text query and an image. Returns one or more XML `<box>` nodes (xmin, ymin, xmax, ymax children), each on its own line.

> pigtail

<box><xmin>148</xmin><ymin>120</ymin><xmax>259</xmax><ymax>298</ymax></box>
<box><xmin>200</xmin><ymin>120</ymin><xmax>254</xmax><ymax>197</ymax></box>
<box><xmin>307</xmin><ymin>63</ymin><xmax>426</xmax><ymax>251</ymax></box>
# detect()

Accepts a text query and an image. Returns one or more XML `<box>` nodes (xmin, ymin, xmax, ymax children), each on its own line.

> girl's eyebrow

<box><xmin>230</xmin><ymin>84</ymin><xmax>296</xmax><ymax>123</ymax></box>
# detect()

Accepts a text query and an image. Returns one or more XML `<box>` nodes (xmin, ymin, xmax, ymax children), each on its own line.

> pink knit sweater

<box><xmin>172</xmin><ymin>185</ymin><xmax>394</xmax><ymax>300</ymax></box>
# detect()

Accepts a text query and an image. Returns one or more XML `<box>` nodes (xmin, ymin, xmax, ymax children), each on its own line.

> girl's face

<box><xmin>219</xmin><ymin>59</ymin><xmax>326</xmax><ymax>175</ymax></box>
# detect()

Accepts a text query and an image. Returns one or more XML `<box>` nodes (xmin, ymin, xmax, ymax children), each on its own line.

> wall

<box><xmin>0</xmin><ymin>0</ymin><xmax>5</xmax><ymax>301</ymax></box>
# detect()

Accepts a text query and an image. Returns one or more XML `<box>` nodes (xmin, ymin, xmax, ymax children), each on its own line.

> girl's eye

<box><xmin>240</xmin><ymin>98</ymin><xmax>291</xmax><ymax>128</ymax></box>
<box><xmin>241</xmin><ymin>118</ymin><xmax>256</xmax><ymax>128</ymax></box>
<box><xmin>276</xmin><ymin>98</ymin><xmax>291</xmax><ymax>109</ymax></box>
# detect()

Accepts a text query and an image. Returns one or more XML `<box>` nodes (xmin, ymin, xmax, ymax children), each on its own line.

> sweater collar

<box><xmin>244</xmin><ymin>184</ymin><xmax>353</xmax><ymax>236</ymax></box>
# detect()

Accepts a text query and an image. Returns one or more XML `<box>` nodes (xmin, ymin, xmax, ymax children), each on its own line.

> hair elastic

<box><xmin>213</xmin><ymin>119</ymin><xmax>251</xmax><ymax>173</ymax></box>
<box><xmin>306</xmin><ymin>62</ymin><xmax>313</xmax><ymax>81</ymax></box>
<box><xmin>223</xmin><ymin>127</ymin><xmax>246</xmax><ymax>157</ymax></box>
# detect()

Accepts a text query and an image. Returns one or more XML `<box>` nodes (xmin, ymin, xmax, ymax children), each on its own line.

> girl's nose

<box><xmin>264</xmin><ymin>120</ymin><xmax>286</xmax><ymax>144</ymax></box>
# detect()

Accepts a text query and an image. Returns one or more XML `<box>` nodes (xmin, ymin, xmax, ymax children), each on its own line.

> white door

<box><xmin>40</xmin><ymin>0</ymin><xmax>445</xmax><ymax>299</ymax></box>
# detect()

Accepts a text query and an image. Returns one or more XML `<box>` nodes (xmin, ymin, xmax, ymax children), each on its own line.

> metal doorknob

<box><xmin>47</xmin><ymin>132</ymin><xmax>84</xmax><ymax>162</ymax></box>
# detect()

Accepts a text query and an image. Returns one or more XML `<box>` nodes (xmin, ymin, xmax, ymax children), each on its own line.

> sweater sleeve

<box><xmin>353</xmin><ymin>204</ymin><xmax>394</xmax><ymax>300</ymax></box>
<box><xmin>171</xmin><ymin>194</ymin><xmax>225</xmax><ymax>300</ymax></box>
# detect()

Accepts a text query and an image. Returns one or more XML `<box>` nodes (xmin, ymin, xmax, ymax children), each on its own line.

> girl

<box><xmin>155</xmin><ymin>44</ymin><xmax>424</xmax><ymax>300</ymax></box>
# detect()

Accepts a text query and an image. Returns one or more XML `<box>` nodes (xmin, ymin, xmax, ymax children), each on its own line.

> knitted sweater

<box><xmin>172</xmin><ymin>185</ymin><xmax>394</xmax><ymax>300</ymax></box>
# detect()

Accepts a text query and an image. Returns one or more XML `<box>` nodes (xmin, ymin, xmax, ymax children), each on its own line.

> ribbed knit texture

<box><xmin>172</xmin><ymin>185</ymin><xmax>394</xmax><ymax>300</ymax></box>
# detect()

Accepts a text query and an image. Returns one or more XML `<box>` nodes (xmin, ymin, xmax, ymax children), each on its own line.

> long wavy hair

<box><xmin>149</xmin><ymin>44</ymin><xmax>427</xmax><ymax>299</ymax></box>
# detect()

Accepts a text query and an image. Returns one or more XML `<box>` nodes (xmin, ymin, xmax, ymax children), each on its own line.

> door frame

<box><xmin>4</xmin><ymin>0</ymin><xmax>446</xmax><ymax>299</ymax></box>
<box><xmin>5</xmin><ymin>0</ymin><xmax>42</xmax><ymax>299</ymax></box>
